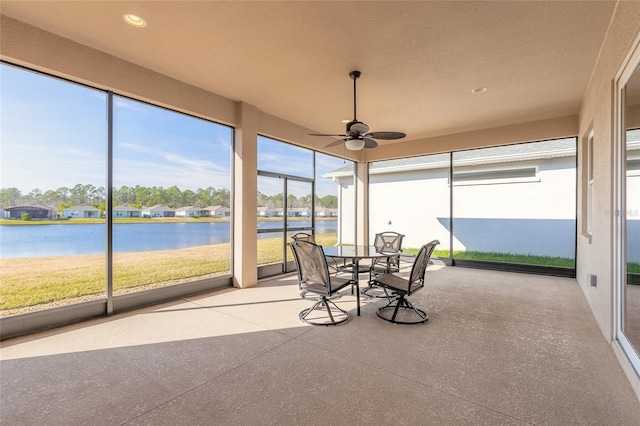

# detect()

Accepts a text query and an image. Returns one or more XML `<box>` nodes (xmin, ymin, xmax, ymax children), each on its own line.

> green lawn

<box><xmin>400</xmin><ymin>248</ymin><xmax>576</xmax><ymax>268</ymax></box>
<box><xmin>0</xmin><ymin>232</ymin><xmax>338</xmax><ymax>315</ymax></box>
<box><xmin>3</xmin><ymin>236</ymin><xmax>637</xmax><ymax>315</ymax></box>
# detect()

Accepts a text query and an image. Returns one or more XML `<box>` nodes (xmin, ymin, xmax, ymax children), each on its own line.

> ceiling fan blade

<box><xmin>325</xmin><ymin>138</ymin><xmax>348</xmax><ymax>148</ymax></box>
<box><xmin>309</xmin><ymin>133</ymin><xmax>347</xmax><ymax>137</ymax></box>
<box><xmin>362</xmin><ymin>138</ymin><xmax>378</xmax><ymax>149</ymax></box>
<box><xmin>365</xmin><ymin>131</ymin><xmax>406</xmax><ymax>140</ymax></box>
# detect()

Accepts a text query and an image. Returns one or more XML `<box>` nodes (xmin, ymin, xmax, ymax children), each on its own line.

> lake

<box><xmin>0</xmin><ymin>220</ymin><xmax>337</xmax><ymax>258</ymax></box>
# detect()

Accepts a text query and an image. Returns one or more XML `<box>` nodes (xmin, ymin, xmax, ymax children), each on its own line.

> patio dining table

<box><xmin>322</xmin><ymin>245</ymin><xmax>401</xmax><ymax>316</ymax></box>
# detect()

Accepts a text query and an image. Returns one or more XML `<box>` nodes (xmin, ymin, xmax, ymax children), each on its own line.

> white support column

<box><xmin>355</xmin><ymin>161</ymin><xmax>369</xmax><ymax>246</ymax></box>
<box><xmin>233</xmin><ymin>102</ymin><xmax>258</xmax><ymax>288</ymax></box>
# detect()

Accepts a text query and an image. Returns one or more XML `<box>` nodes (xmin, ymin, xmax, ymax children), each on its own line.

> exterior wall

<box><xmin>368</xmin><ymin>155</ymin><xmax>575</xmax><ymax>255</ymax></box>
<box><xmin>175</xmin><ymin>208</ymin><xmax>205</xmax><ymax>217</ymax></box>
<box><xmin>64</xmin><ymin>207</ymin><xmax>99</xmax><ymax>218</ymax></box>
<box><xmin>337</xmin><ymin>176</ymin><xmax>356</xmax><ymax>246</ymax></box>
<box><xmin>113</xmin><ymin>207</ymin><xmax>141</xmax><ymax>218</ymax></box>
<box><xmin>577</xmin><ymin>2</ymin><xmax>640</xmax><ymax>343</ymax></box>
<box><xmin>369</xmin><ymin>167</ymin><xmax>451</xmax><ymax>251</ymax></box>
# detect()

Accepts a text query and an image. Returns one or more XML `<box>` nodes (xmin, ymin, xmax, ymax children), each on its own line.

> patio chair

<box><xmin>371</xmin><ymin>239</ymin><xmax>439</xmax><ymax>324</ymax></box>
<box><xmin>292</xmin><ymin>232</ymin><xmax>347</xmax><ymax>280</ymax></box>
<box><xmin>290</xmin><ymin>232</ymin><xmax>337</xmax><ymax>297</ymax></box>
<box><xmin>291</xmin><ymin>232</ymin><xmax>315</xmax><ymax>242</ymax></box>
<box><xmin>362</xmin><ymin>231</ymin><xmax>404</xmax><ymax>297</ymax></box>
<box><xmin>289</xmin><ymin>240</ymin><xmax>358</xmax><ymax>326</ymax></box>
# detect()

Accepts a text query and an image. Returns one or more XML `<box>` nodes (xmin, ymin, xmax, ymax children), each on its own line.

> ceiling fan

<box><xmin>309</xmin><ymin>70</ymin><xmax>406</xmax><ymax>150</ymax></box>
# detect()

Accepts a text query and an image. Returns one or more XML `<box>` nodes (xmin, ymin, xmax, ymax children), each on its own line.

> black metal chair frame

<box><xmin>291</xmin><ymin>232</ymin><xmax>314</xmax><ymax>242</ymax></box>
<box><xmin>371</xmin><ymin>240</ymin><xmax>439</xmax><ymax>324</ymax></box>
<box><xmin>362</xmin><ymin>231</ymin><xmax>404</xmax><ymax>298</ymax></box>
<box><xmin>290</xmin><ymin>232</ymin><xmax>344</xmax><ymax>299</ymax></box>
<box><xmin>289</xmin><ymin>240</ymin><xmax>358</xmax><ymax>326</ymax></box>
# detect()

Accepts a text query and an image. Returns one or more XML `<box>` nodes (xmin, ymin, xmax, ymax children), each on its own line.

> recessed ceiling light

<box><xmin>471</xmin><ymin>87</ymin><xmax>487</xmax><ymax>94</ymax></box>
<box><xmin>123</xmin><ymin>13</ymin><xmax>147</xmax><ymax>28</ymax></box>
<box><xmin>341</xmin><ymin>119</ymin><xmax>351</xmax><ymax>123</ymax></box>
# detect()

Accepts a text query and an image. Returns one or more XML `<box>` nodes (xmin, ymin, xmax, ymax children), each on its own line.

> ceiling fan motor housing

<box><xmin>346</xmin><ymin>120</ymin><xmax>369</xmax><ymax>134</ymax></box>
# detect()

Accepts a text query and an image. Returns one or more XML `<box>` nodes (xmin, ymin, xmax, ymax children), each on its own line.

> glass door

<box><xmin>257</xmin><ymin>173</ymin><xmax>314</xmax><ymax>277</ymax></box>
<box><xmin>618</xmin><ymin>45</ymin><xmax>640</xmax><ymax>377</ymax></box>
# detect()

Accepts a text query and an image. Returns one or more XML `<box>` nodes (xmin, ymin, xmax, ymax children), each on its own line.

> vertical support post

<box><xmin>355</xmin><ymin>161</ymin><xmax>369</xmax><ymax>246</ymax></box>
<box><xmin>233</xmin><ymin>102</ymin><xmax>258</xmax><ymax>288</ymax></box>
<box><xmin>106</xmin><ymin>92</ymin><xmax>114</xmax><ymax>315</ymax></box>
<box><xmin>449</xmin><ymin>151</ymin><xmax>454</xmax><ymax>264</ymax></box>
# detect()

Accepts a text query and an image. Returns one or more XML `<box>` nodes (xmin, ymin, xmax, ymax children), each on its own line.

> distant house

<box><xmin>63</xmin><ymin>204</ymin><xmax>100</xmax><ymax>218</ymax></box>
<box><xmin>175</xmin><ymin>206</ymin><xmax>207</xmax><ymax>217</ymax></box>
<box><xmin>142</xmin><ymin>205</ymin><xmax>176</xmax><ymax>218</ymax></box>
<box><xmin>257</xmin><ymin>206</ymin><xmax>281</xmax><ymax>217</ymax></box>
<box><xmin>288</xmin><ymin>207</ymin><xmax>310</xmax><ymax>217</ymax></box>
<box><xmin>5</xmin><ymin>204</ymin><xmax>56</xmax><ymax>219</ymax></box>
<box><xmin>316</xmin><ymin>207</ymin><xmax>338</xmax><ymax>217</ymax></box>
<box><xmin>113</xmin><ymin>204</ymin><xmax>142</xmax><ymax>218</ymax></box>
<box><xmin>205</xmin><ymin>205</ymin><xmax>231</xmax><ymax>217</ymax></box>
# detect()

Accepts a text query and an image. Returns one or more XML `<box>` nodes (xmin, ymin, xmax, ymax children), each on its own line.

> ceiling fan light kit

<box><xmin>309</xmin><ymin>70</ymin><xmax>406</xmax><ymax>151</ymax></box>
<box><xmin>345</xmin><ymin>138</ymin><xmax>366</xmax><ymax>151</ymax></box>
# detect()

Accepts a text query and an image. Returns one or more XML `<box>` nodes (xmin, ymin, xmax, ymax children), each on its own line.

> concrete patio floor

<box><xmin>1</xmin><ymin>266</ymin><xmax>640</xmax><ymax>425</ymax></box>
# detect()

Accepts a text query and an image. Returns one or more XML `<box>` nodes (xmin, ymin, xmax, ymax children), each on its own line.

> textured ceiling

<box><xmin>0</xmin><ymin>1</ymin><xmax>617</xmax><ymax>144</ymax></box>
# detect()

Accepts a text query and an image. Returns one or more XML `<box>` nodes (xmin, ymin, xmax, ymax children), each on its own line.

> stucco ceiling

<box><xmin>0</xmin><ymin>1</ymin><xmax>617</xmax><ymax>144</ymax></box>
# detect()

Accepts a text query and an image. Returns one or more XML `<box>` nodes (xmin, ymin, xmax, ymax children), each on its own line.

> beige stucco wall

<box><xmin>577</xmin><ymin>1</ymin><xmax>640</xmax><ymax>343</ymax></box>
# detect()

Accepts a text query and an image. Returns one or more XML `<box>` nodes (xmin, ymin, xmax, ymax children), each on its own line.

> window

<box><xmin>112</xmin><ymin>96</ymin><xmax>232</xmax><ymax>295</ymax></box>
<box><xmin>452</xmin><ymin>138</ymin><xmax>576</xmax><ymax>269</ymax></box>
<box><xmin>587</xmin><ymin>130</ymin><xmax>594</xmax><ymax>235</ymax></box>
<box><xmin>581</xmin><ymin>127</ymin><xmax>595</xmax><ymax>238</ymax></box>
<box><xmin>0</xmin><ymin>63</ymin><xmax>233</xmax><ymax>319</ymax></box>
<box><xmin>367</xmin><ymin>138</ymin><xmax>577</xmax><ymax>273</ymax></box>
<box><xmin>452</xmin><ymin>167</ymin><xmax>538</xmax><ymax>185</ymax></box>
<box><xmin>0</xmin><ymin>64</ymin><xmax>107</xmax><ymax>316</ymax></box>
<box><xmin>256</xmin><ymin>136</ymin><xmax>355</xmax><ymax>276</ymax></box>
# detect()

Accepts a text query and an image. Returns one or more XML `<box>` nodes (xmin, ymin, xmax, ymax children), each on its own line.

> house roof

<box><xmin>65</xmin><ymin>204</ymin><xmax>99</xmax><ymax>212</ymax></box>
<box><xmin>144</xmin><ymin>205</ymin><xmax>176</xmax><ymax>212</ymax></box>
<box><xmin>113</xmin><ymin>204</ymin><xmax>141</xmax><ymax>211</ymax></box>
<box><xmin>6</xmin><ymin>204</ymin><xmax>54</xmax><ymax>211</ymax></box>
<box><xmin>326</xmin><ymin>137</ymin><xmax>582</xmax><ymax>177</ymax></box>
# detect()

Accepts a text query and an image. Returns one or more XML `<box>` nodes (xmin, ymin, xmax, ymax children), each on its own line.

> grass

<box><xmin>4</xmin><ymin>234</ymin><xmax>636</xmax><ymax>315</ymax></box>
<box><xmin>0</xmin><ymin>233</ymin><xmax>338</xmax><ymax>315</ymax></box>
<box><xmin>400</xmin><ymin>248</ymin><xmax>577</xmax><ymax>268</ymax></box>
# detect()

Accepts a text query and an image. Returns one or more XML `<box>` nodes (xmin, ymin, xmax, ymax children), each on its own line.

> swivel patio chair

<box><xmin>292</xmin><ymin>232</ymin><xmax>347</xmax><ymax>280</ymax></box>
<box><xmin>370</xmin><ymin>239</ymin><xmax>439</xmax><ymax>324</ymax></box>
<box><xmin>290</xmin><ymin>232</ymin><xmax>341</xmax><ymax>298</ymax></box>
<box><xmin>362</xmin><ymin>231</ymin><xmax>404</xmax><ymax>298</ymax></box>
<box><xmin>291</xmin><ymin>232</ymin><xmax>315</xmax><ymax>242</ymax></box>
<box><xmin>289</xmin><ymin>240</ymin><xmax>358</xmax><ymax>326</ymax></box>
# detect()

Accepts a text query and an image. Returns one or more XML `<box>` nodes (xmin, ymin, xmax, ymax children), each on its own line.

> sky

<box><xmin>0</xmin><ymin>64</ymin><xmax>350</xmax><ymax>199</ymax></box>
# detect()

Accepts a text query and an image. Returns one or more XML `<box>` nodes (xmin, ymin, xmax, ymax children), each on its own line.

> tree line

<box><xmin>1</xmin><ymin>185</ymin><xmax>337</xmax><ymax>211</ymax></box>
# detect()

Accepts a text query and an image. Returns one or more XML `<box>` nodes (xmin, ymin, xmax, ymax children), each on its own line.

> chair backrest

<box><xmin>407</xmin><ymin>240</ymin><xmax>439</xmax><ymax>295</ymax></box>
<box><xmin>289</xmin><ymin>240</ymin><xmax>331</xmax><ymax>293</ymax></box>
<box><xmin>373</xmin><ymin>231</ymin><xmax>404</xmax><ymax>253</ymax></box>
<box><xmin>291</xmin><ymin>232</ymin><xmax>315</xmax><ymax>243</ymax></box>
